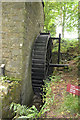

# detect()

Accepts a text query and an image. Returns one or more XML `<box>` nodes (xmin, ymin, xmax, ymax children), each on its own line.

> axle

<box><xmin>49</xmin><ymin>63</ymin><xmax>69</xmax><ymax>67</ymax></box>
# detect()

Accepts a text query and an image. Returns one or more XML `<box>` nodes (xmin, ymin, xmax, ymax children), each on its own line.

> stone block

<box><xmin>12</xmin><ymin>49</ymin><xmax>22</xmax><ymax>56</ymax></box>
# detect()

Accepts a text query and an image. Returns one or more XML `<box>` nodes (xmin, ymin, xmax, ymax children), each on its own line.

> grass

<box><xmin>43</xmin><ymin>74</ymin><xmax>80</xmax><ymax>118</ymax></box>
<box><xmin>59</xmin><ymin>93</ymin><xmax>80</xmax><ymax>118</ymax></box>
<box><xmin>10</xmin><ymin>101</ymin><xmax>50</xmax><ymax>119</ymax></box>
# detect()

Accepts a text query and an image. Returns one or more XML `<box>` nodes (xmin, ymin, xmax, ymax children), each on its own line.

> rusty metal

<box><xmin>1</xmin><ymin>64</ymin><xmax>5</xmax><ymax>76</ymax></box>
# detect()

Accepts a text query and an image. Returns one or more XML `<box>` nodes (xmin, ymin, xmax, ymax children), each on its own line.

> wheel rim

<box><xmin>31</xmin><ymin>33</ymin><xmax>53</xmax><ymax>94</ymax></box>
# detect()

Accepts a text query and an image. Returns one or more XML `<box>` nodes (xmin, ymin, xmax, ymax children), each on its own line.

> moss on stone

<box><xmin>0</xmin><ymin>77</ymin><xmax>21</xmax><ymax>118</ymax></box>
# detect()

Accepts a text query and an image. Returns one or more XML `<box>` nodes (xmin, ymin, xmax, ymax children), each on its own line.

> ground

<box><xmin>45</xmin><ymin>58</ymin><xmax>79</xmax><ymax>118</ymax></box>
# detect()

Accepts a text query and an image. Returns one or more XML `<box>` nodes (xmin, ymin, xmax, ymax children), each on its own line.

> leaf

<box><xmin>44</xmin><ymin>1</ymin><xmax>78</xmax><ymax>36</ymax></box>
<box><xmin>41</xmin><ymin>108</ymin><xmax>50</xmax><ymax>114</ymax></box>
<box><xmin>61</xmin><ymin>112</ymin><xmax>64</xmax><ymax>114</ymax></box>
<box><xmin>13</xmin><ymin>106</ymin><xmax>17</xmax><ymax>111</ymax></box>
<box><xmin>18</xmin><ymin>116</ymin><xmax>31</xmax><ymax>118</ymax></box>
<box><xmin>30</xmin><ymin>105</ymin><xmax>38</xmax><ymax>113</ymax></box>
<box><xmin>25</xmin><ymin>113</ymin><xmax>37</xmax><ymax>118</ymax></box>
<box><xmin>10</xmin><ymin>102</ymin><xmax>14</xmax><ymax>110</ymax></box>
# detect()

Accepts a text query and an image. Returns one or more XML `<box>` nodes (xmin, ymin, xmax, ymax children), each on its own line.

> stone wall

<box><xmin>21</xmin><ymin>2</ymin><xmax>44</xmax><ymax>105</ymax></box>
<box><xmin>2</xmin><ymin>2</ymin><xmax>25</xmax><ymax>78</ymax></box>
<box><xmin>0</xmin><ymin>2</ymin><xmax>2</xmax><ymax>117</ymax></box>
<box><xmin>2</xmin><ymin>2</ymin><xmax>44</xmax><ymax>106</ymax></box>
<box><xmin>0</xmin><ymin>1</ymin><xmax>2</xmax><ymax>76</ymax></box>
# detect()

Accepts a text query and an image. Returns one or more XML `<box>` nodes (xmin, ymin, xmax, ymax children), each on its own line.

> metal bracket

<box><xmin>1</xmin><ymin>64</ymin><xmax>5</xmax><ymax>76</ymax></box>
<box><xmin>50</xmin><ymin>33</ymin><xmax>61</xmax><ymax>64</ymax></box>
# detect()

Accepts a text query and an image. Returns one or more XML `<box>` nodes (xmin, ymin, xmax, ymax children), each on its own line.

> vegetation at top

<box><xmin>43</xmin><ymin>1</ymin><xmax>78</xmax><ymax>38</ymax></box>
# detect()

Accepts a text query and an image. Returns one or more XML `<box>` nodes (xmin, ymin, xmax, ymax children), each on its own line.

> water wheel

<box><xmin>31</xmin><ymin>33</ymin><xmax>53</xmax><ymax>95</ymax></box>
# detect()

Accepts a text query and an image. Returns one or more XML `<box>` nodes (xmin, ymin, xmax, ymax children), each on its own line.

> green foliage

<box><xmin>48</xmin><ymin>75</ymin><xmax>80</xmax><ymax>117</ymax></box>
<box><xmin>61</xmin><ymin>94</ymin><xmax>80</xmax><ymax>115</ymax></box>
<box><xmin>44</xmin><ymin>1</ymin><xmax>78</xmax><ymax>37</ymax></box>
<box><xmin>52</xmin><ymin>38</ymin><xmax>78</xmax><ymax>53</ymax></box>
<box><xmin>10</xmin><ymin>76</ymin><xmax>56</xmax><ymax>119</ymax></box>
<box><xmin>44</xmin><ymin>1</ymin><xmax>56</xmax><ymax>36</ymax></box>
<box><xmin>10</xmin><ymin>75</ymin><xmax>80</xmax><ymax>119</ymax></box>
<box><xmin>0</xmin><ymin>76</ymin><xmax>21</xmax><ymax>82</ymax></box>
<box><xmin>10</xmin><ymin>100</ymin><xmax>49</xmax><ymax>119</ymax></box>
<box><xmin>49</xmin><ymin>75</ymin><xmax>61</xmax><ymax>82</ymax></box>
<box><xmin>42</xmin><ymin>76</ymin><xmax>60</xmax><ymax>105</ymax></box>
<box><xmin>61</xmin><ymin>38</ymin><xmax>78</xmax><ymax>53</ymax></box>
<box><xmin>10</xmin><ymin>103</ymin><xmax>38</xmax><ymax>119</ymax></box>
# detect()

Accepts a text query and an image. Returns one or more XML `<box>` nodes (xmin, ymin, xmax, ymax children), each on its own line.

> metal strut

<box><xmin>50</xmin><ymin>33</ymin><xmax>69</xmax><ymax>68</ymax></box>
<box><xmin>58</xmin><ymin>33</ymin><xmax>61</xmax><ymax>64</ymax></box>
<box><xmin>49</xmin><ymin>63</ymin><xmax>69</xmax><ymax>67</ymax></box>
<box><xmin>50</xmin><ymin>33</ymin><xmax>61</xmax><ymax>64</ymax></box>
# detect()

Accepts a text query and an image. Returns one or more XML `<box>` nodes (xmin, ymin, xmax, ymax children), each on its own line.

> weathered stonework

<box><xmin>2</xmin><ymin>3</ymin><xmax>25</xmax><ymax>78</ymax></box>
<box><xmin>0</xmin><ymin>78</ymin><xmax>21</xmax><ymax>119</ymax></box>
<box><xmin>21</xmin><ymin>2</ymin><xmax>44</xmax><ymax>105</ymax></box>
<box><xmin>0</xmin><ymin>2</ymin><xmax>2</xmax><ymax>118</ymax></box>
<box><xmin>1</xmin><ymin>2</ymin><xmax>44</xmax><ymax>118</ymax></box>
<box><xmin>0</xmin><ymin>2</ymin><xmax>2</xmax><ymax>75</ymax></box>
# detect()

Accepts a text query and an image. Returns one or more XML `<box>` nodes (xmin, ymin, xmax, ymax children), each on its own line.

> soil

<box><xmin>45</xmin><ymin>58</ymin><xmax>79</xmax><ymax>118</ymax></box>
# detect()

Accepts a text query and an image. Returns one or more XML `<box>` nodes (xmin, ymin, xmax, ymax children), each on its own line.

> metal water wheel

<box><xmin>31</xmin><ymin>33</ymin><xmax>68</xmax><ymax>95</ymax></box>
